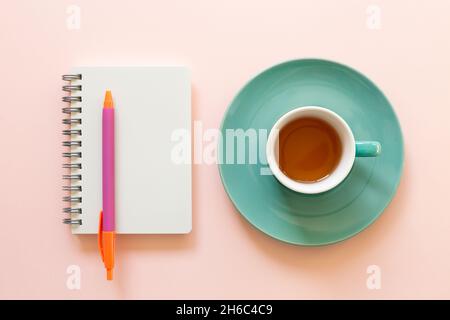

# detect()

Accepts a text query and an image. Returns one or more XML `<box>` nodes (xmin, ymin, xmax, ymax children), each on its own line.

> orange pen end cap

<box><xmin>103</xmin><ymin>90</ymin><xmax>114</xmax><ymax>109</ymax></box>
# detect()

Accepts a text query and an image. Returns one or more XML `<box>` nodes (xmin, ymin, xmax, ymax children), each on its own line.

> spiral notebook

<box><xmin>62</xmin><ymin>66</ymin><xmax>191</xmax><ymax>234</ymax></box>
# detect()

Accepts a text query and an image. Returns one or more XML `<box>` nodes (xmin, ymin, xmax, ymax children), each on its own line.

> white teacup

<box><xmin>266</xmin><ymin>106</ymin><xmax>381</xmax><ymax>194</ymax></box>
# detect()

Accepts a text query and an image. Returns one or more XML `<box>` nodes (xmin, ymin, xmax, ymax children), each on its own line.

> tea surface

<box><xmin>279</xmin><ymin>117</ymin><xmax>342</xmax><ymax>182</ymax></box>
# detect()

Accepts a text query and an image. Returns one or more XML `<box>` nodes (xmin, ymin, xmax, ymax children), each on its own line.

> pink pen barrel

<box><xmin>102</xmin><ymin>107</ymin><xmax>115</xmax><ymax>231</ymax></box>
<box><xmin>99</xmin><ymin>90</ymin><xmax>116</xmax><ymax>280</ymax></box>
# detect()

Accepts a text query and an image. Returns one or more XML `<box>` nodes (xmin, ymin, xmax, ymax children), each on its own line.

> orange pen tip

<box><xmin>104</xmin><ymin>90</ymin><xmax>113</xmax><ymax>109</ymax></box>
<box><xmin>107</xmin><ymin>269</ymin><xmax>113</xmax><ymax>280</ymax></box>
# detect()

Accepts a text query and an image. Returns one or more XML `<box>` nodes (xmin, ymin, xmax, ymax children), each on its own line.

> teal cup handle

<box><xmin>355</xmin><ymin>141</ymin><xmax>381</xmax><ymax>157</ymax></box>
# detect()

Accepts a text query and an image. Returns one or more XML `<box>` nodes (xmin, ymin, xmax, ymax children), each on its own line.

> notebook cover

<box><xmin>67</xmin><ymin>66</ymin><xmax>191</xmax><ymax>234</ymax></box>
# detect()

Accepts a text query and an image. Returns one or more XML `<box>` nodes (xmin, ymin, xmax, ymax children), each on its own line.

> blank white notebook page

<box><xmin>68</xmin><ymin>66</ymin><xmax>191</xmax><ymax>234</ymax></box>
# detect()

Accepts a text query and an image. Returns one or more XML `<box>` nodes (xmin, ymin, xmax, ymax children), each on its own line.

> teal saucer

<box><xmin>218</xmin><ymin>59</ymin><xmax>404</xmax><ymax>246</ymax></box>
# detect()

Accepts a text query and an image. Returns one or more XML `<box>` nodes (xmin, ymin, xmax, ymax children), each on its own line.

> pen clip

<box><xmin>98</xmin><ymin>210</ymin><xmax>105</xmax><ymax>262</ymax></box>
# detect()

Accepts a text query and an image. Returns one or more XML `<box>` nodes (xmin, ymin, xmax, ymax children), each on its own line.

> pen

<box><xmin>98</xmin><ymin>90</ymin><xmax>115</xmax><ymax>280</ymax></box>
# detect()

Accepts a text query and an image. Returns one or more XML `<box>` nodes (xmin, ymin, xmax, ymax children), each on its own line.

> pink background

<box><xmin>1</xmin><ymin>0</ymin><xmax>450</xmax><ymax>299</ymax></box>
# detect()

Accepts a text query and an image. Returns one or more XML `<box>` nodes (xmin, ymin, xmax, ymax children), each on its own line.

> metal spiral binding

<box><xmin>62</xmin><ymin>74</ymin><xmax>83</xmax><ymax>226</ymax></box>
<box><xmin>63</xmin><ymin>118</ymin><xmax>82</xmax><ymax>125</ymax></box>
<box><xmin>63</xmin><ymin>163</ymin><xmax>82</xmax><ymax>169</ymax></box>
<box><xmin>63</xmin><ymin>174</ymin><xmax>82</xmax><ymax>180</ymax></box>
<box><xmin>62</xmin><ymin>85</ymin><xmax>82</xmax><ymax>92</ymax></box>
<box><xmin>63</xmin><ymin>185</ymin><xmax>82</xmax><ymax>191</ymax></box>
<box><xmin>63</xmin><ymin>208</ymin><xmax>82</xmax><ymax>214</ymax></box>
<box><xmin>62</xmin><ymin>96</ymin><xmax>82</xmax><ymax>102</ymax></box>
<box><xmin>62</xmin><ymin>141</ymin><xmax>82</xmax><ymax>147</ymax></box>
<box><xmin>63</xmin><ymin>218</ymin><xmax>82</xmax><ymax>225</ymax></box>
<box><xmin>63</xmin><ymin>74</ymin><xmax>82</xmax><ymax>81</ymax></box>
<box><xmin>63</xmin><ymin>107</ymin><xmax>82</xmax><ymax>114</ymax></box>
<box><xmin>63</xmin><ymin>152</ymin><xmax>82</xmax><ymax>158</ymax></box>
<box><xmin>62</xmin><ymin>129</ymin><xmax>82</xmax><ymax>136</ymax></box>
<box><xmin>63</xmin><ymin>196</ymin><xmax>82</xmax><ymax>203</ymax></box>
